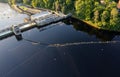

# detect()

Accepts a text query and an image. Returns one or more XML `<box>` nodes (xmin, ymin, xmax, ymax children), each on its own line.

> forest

<box><xmin>10</xmin><ymin>0</ymin><xmax>120</xmax><ymax>31</ymax></box>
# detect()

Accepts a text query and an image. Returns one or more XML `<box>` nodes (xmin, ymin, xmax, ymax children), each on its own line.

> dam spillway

<box><xmin>0</xmin><ymin>11</ymin><xmax>71</xmax><ymax>40</ymax></box>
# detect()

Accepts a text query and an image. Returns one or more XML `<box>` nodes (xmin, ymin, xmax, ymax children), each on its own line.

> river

<box><xmin>0</xmin><ymin>3</ymin><xmax>28</xmax><ymax>30</ymax></box>
<box><xmin>0</xmin><ymin>2</ymin><xmax>120</xmax><ymax>77</ymax></box>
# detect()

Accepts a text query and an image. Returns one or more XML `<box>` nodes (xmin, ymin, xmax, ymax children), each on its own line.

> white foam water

<box><xmin>0</xmin><ymin>3</ymin><xmax>29</xmax><ymax>30</ymax></box>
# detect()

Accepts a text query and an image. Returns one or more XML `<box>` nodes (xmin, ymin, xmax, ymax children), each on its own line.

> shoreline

<box><xmin>8</xmin><ymin>0</ymin><xmax>120</xmax><ymax>32</ymax></box>
<box><xmin>72</xmin><ymin>16</ymin><xmax>120</xmax><ymax>32</ymax></box>
<box><xmin>83</xmin><ymin>20</ymin><xmax>120</xmax><ymax>32</ymax></box>
<box><xmin>71</xmin><ymin>17</ymin><xmax>120</xmax><ymax>33</ymax></box>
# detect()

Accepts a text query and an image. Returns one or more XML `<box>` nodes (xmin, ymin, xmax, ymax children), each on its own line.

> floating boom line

<box><xmin>48</xmin><ymin>41</ymin><xmax>120</xmax><ymax>47</ymax></box>
<box><xmin>22</xmin><ymin>38</ymin><xmax>120</xmax><ymax>47</ymax></box>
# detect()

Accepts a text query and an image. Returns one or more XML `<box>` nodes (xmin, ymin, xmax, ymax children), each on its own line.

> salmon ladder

<box><xmin>0</xmin><ymin>11</ymin><xmax>72</xmax><ymax>40</ymax></box>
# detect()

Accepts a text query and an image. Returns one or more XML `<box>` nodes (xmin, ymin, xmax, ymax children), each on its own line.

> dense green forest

<box><xmin>9</xmin><ymin>0</ymin><xmax>120</xmax><ymax>31</ymax></box>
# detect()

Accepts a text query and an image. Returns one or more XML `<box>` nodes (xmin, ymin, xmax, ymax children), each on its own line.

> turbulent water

<box><xmin>1</xmin><ymin>2</ymin><xmax>120</xmax><ymax>77</ymax></box>
<box><xmin>0</xmin><ymin>3</ymin><xmax>28</xmax><ymax>30</ymax></box>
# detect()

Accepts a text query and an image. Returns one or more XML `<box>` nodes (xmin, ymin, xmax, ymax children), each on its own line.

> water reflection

<box><xmin>65</xmin><ymin>17</ymin><xmax>117</xmax><ymax>41</ymax></box>
<box><xmin>0</xmin><ymin>2</ymin><xmax>119</xmax><ymax>42</ymax></box>
<box><xmin>1</xmin><ymin>1</ymin><xmax>120</xmax><ymax>77</ymax></box>
<box><xmin>0</xmin><ymin>17</ymin><xmax>120</xmax><ymax>46</ymax></box>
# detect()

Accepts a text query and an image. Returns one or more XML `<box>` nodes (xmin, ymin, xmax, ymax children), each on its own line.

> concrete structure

<box><xmin>0</xmin><ymin>11</ymin><xmax>72</xmax><ymax>40</ymax></box>
<box><xmin>12</xmin><ymin>25</ymin><xmax>21</xmax><ymax>36</ymax></box>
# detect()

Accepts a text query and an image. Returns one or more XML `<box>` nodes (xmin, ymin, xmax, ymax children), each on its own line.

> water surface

<box><xmin>0</xmin><ymin>2</ymin><xmax>120</xmax><ymax>77</ymax></box>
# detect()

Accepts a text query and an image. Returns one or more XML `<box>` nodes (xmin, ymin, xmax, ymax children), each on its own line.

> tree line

<box><xmin>13</xmin><ymin>0</ymin><xmax>120</xmax><ymax>30</ymax></box>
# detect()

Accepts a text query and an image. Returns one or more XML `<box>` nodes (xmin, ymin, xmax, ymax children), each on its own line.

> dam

<box><xmin>0</xmin><ymin>10</ymin><xmax>71</xmax><ymax>40</ymax></box>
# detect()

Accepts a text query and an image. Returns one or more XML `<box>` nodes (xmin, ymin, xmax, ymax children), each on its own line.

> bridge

<box><xmin>0</xmin><ymin>9</ymin><xmax>72</xmax><ymax>40</ymax></box>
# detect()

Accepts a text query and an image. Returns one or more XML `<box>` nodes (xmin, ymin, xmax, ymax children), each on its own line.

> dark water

<box><xmin>1</xmin><ymin>1</ymin><xmax>120</xmax><ymax>77</ymax></box>
<box><xmin>0</xmin><ymin>18</ymin><xmax>120</xmax><ymax>77</ymax></box>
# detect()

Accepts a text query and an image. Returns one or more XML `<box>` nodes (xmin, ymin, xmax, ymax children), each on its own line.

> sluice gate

<box><xmin>0</xmin><ymin>11</ymin><xmax>71</xmax><ymax>40</ymax></box>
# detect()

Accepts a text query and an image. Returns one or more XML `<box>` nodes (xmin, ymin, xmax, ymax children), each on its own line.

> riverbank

<box><xmin>72</xmin><ymin>16</ymin><xmax>120</xmax><ymax>33</ymax></box>
<box><xmin>82</xmin><ymin>20</ymin><xmax>120</xmax><ymax>32</ymax></box>
<box><xmin>8</xmin><ymin>0</ymin><xmax>48</xmax><ymax>15</ymax></box>
<box><xmin>71</xmin><ymin>12</ymin><xmax>120</xmax><ymax>32</ymax></box>
<box><xmin>8</xmin><ymin>0</ymin><xmax>39</xmax><ymax>15</ymax></box>
<box><xmin>8</xmin><ymin>0</ymin><xmax>120</xmax><ymax>32</ymax></box>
